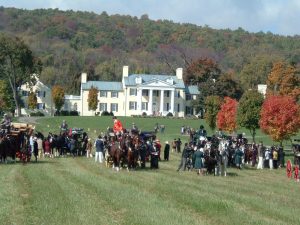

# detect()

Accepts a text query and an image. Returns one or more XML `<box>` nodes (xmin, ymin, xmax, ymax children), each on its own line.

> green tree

<box><xmin>0</xmin><ymin>33</ymin><xmax>42</xmax><ymax>116</ymax></box>
<box><xmin>237</xmin><ymin>90</ymin><xmax>264</xmax><ymax>142</ymax></box>
<box><xmin>87</xmin><ymin>86</ymin><xmax>99</xmax><ymax>111</ymax></box>
<box><xmin>0</xmin><ymin>80</ymin><xmax>14</xmax><ymax>113</ymax></box>
<box><xmin>27</xmin><ymin>91</ymin><xmax>37</xmax><ymax>110</ymax></box>
<box><xmin>52</xmin><ymin>85</ymin><xmax>65</xmax><ymax>112</ymax></box>
<box><xmin>204</xmin><ymin>95</ymin><xmax>222</xmax><ymax>131</ymax></box>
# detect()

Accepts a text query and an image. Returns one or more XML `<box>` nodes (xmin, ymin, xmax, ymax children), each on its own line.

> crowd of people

<box><xmin>1</xmin><ymin>114</ymin><xmax>294</xmax><ymax>178</ymax></box>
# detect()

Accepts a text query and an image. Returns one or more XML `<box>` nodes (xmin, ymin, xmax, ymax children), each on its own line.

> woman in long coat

<box><xmin>193</xmin><ymin>148</ymin><xmax>204</xmax><ymax>175</ymax></box>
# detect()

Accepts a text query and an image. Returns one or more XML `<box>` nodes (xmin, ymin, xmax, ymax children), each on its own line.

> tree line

<box><xmin>0</xmin><ymin>7</ymin><xmax>300</xmax><ymax>94</ymax></box>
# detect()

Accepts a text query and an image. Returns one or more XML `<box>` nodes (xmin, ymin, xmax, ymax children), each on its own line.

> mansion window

<box><xmin>153</xmin><ymin>90</ymin><xmax>159</xmax><ymax>97</ymax></box>
<box><xmin>111</xmin><ymin>103</ymin><xmax>118</xmax><ymax>112</ymax></box>
<box><xmin>36</xmin><ymin>91</ymin><xmax>46</xmax><ymax>97</ymax></box>
<box><xmin>73</xmin><ymin>103</ymin><xmax>78</xmax><ymax>111</ymax></box>
<box><xmin>130</xmin><ymin>88</ymin><xmax>137</xmax><ymax>96</ymax></box>
<box><xmin>111</xmin><ymin>91</ymin><xmax>118</xmax><ymax>98</ymax></box>
<box><xmin>142</xmin><ymin>90</ymin><xmax>148</xmax><ymax>96</ymax></box>
<box><xmin>177</xmin><ymin>104</ymin><xmax>180</xmax><ymax>112</ymax></box>
<box><xmin>176</xmin><ymin>90</ymin><xmax>180</xmax><ymax>98</ymax></box>
<box><xmin>100</xmin><ymin>103</ymin><xmax>107</xmax><ymax>111</ymax></box>
<box><xmin>166</xmin><ymin>103</ymin><xmax>170</xmax><ymax>111</ymax></box>
<box><xmin>129</xmin><ymin>101</ymin><xmax>137</xmax><ymax>110</ymax></box>
<box><xmin>186</xmin><ymin>94</ymin><xmax>191</xmax><ymax>100</ymax></box>
<box><xmin>142</xmin><ymin>102</ymin><xmax>148</xmax><ymax>111</ymax></box>
<box><xmin>37</xmin><ymin>103</ymin><xmax>45</xmax><ymax>110</ymax></box>
<box><xmin>164</xmin><ymin>91</ymin><xmax>170</xmax><ymax>97</ymax></box>
<box><xmin>100</xmin><ymin>91</ymin><xmax>107</xmax><ymax>97</ymax></box>
<box><xmin>22</xmin><ymin>91</ymin><xmax>29</xmax><ymax>96</ymax></box>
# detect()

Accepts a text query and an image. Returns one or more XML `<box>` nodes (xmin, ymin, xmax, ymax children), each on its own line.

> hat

<box><xmin>165</xmin><ymin>141</ymin><xmax>169</xmax><ymax>144</ymax></box>
<box><xmin>155</xmin><ymin>139</ymin><xmax>160</xmax><ymax>143</ymax></box>
<box><xmin>34</xmin><ymin>137</ymin><xmax>37</xmax><ymax>141</ymax></box>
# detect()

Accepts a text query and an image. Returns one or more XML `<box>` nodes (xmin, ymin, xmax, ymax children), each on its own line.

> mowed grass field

<box><xmin>1</xmin><ymin>116</ymin><xmax>300</xmax><ymax>225</ymax></box>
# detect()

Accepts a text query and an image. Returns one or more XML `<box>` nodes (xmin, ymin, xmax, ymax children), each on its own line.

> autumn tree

<box><xmin>87</xmin><ymin>86</ymin><xmax>99</xmax><ymax>111</ymax></box>
<box><xmin>216</xmin><ymin>97</ymin><xmax>238</xmax><ymax>133</ymax></box>
<box><xmin>0</xmin><ymin>33</ymin><xmax>42</xmax><ymax>116</ymax></box>
<box><xmin>237</xmin><ymin>90</ymin><xmax>264</xmax><ymax>142</ymax></box>
<box><xmin>215</xmin><ymin>72</ymin><xmax>243</xmax><ymax>100</ymax></box>
<box><xmin>52</xmin><ymin>85</ymin><xmax>65</xmax><ymax>112</ymax></box>
<box><xmin>185</xmin><ymin>58</ymin><xmax>221</xmax><ymax>85</ymax></box>
<box><xmin>204</xmin><ymin>95</ymin><xmax>222</xmax><ymax>131</ymax></box>
<box><xmin>267</xmin><ymin>61</ymin><xmax>300</xmax><ymax>101</ymax></box>
<box><xmin>27</xmin><ymin>91</ymin><xmax>37</xmax><ymax>110</ymax></box>
<box><xmin>259</xmin><ymin>95</ymin><xmax>300</xmax><ymax>145</ymax></box>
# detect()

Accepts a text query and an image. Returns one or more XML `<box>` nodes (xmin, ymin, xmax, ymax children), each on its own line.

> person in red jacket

<box><xmin>113</xmin><ymin>116</ymin><xmax>123</xmax><ymax>134</ymax></box>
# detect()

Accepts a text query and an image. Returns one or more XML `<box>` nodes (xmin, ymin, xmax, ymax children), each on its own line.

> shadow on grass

<box><xmin>0</xmin><ymin>159</ymin><xmax>57</xmax><ymax>165</ymax></box>
<box><xmin>226</xmin><ymin>172</ymin><xmax>238</xmax><ymax>176</ymax></box>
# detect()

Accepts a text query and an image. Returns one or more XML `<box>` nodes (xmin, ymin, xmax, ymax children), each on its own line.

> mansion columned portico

<box><xmin>64</xmin><ymin>66</ymin><xmax>199</xmax><ymax>117</ymax></box>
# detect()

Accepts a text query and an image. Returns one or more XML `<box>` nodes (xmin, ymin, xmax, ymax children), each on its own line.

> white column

<box><xmin>170</xmin><ymin>89</ymin><xmax>175</xmax><ymax>114</ymax></box>
<box><xmin>160</xmin><ymin>90</ymin><xmax>164</xmax><ymax>115</ymax></box>
<box><xmin>149</xmin><ymin>89</ymin><xmax>153</xmax><ymax>115</ymax></box>
<box><xmin>137</xmin><ymin>88</ymin><xmax>142</xmax><ymax>115</ymax></box>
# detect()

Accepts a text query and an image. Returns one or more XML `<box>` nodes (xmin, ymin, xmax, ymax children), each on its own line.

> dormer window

<box><xmin>135</xmin><ymin>76</ymin><xmax>142</xmax><ymax>84</ymax></box>
<box><xmin>166</xmin><ymin>78</ymin><xmax>173</xmax><ymax>85</ymax></box>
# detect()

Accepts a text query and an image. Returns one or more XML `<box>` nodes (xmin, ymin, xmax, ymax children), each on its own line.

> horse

<box><xmin>106</xmin><ymin>134</ymin><xmax>126</xmax><ymax>171</ymax></box>
<box><xmin>127</xmin><ymin>134</ymin><xmax>141</xmax><ymax>170</ymax></box>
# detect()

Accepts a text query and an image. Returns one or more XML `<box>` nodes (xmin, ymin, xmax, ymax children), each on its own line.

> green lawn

<box><xmin>1</xmin><ymin>116</ymin><xmax>299</xmax><ymax>225</ymax></box>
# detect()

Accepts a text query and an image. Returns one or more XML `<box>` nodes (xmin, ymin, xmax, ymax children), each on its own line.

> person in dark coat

<box><xmin>150</xmin><ymin>142</ymin><xmax>159</xmax><ymax>169</ymax></box>
<box><xmin>177</xmin><ymin>143</ymin><xmax>189</xmax><ymax>171</ymax></box>
<box><xmin>176</xmin><ymin>138</ymin><xmax>182</xmax><ymax>153</ymax></box>
<box><xmin>139</xmin><ymin>141</ymin><xmax>147</xmax><ymax>169</ymax></box>
<box><xmin>164</xmin><ymin>141</ymin><xmax>170</xmax><ymax>161</ymax></box>
<box><xmin>33</xmin><ymin>137</ymin><xmax>39</xmax><ymax>162</ymax></box>
<box><xmin>234</xmin><ymin>147</ymin><xmax>243</xmax><ymax>169</ymax></box>
<box><xmin>193</xmin><ymin>147</ymin><xmax>204</xmax><ymax>175</ymax></box>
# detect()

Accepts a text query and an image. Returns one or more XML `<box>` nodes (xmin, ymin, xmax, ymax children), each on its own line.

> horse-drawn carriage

<box><xmin>0</xmin><ymin>122</ymin><xmax>35</xmax><ymax>163</ymax></box>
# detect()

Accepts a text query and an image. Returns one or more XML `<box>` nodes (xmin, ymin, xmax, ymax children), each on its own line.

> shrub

<box><xmin>60</xmin><ymin>110</ymin><xmax>69</xmax><ymax>116</ymax></box>
<box><xmin>166</xmin><ymin>112</ymin><xmax>173</xmax><ymax>117</ymax></box>
<box><xmin>109</xmin><ymin>111</ymin><xmax>114</xmax><ymax>116</ymax></box>
<box><xmin>142</xmin><ymin>112</ymin><xmax>147</xmax><ymax>117</ymax></box>
<box><xmin>30</xmin><ymin>111</ymin><xmax>45</xmax><ymax>117</ymax></box>
<box><xmin>101</xmin><ymin>111</ymin><xmax>110</xmax><ymax>116</ymax></box>
<box><xmin>70</xmin><ymin>110</ymin><xmax>79</xmax><ymax>116</ymax></box>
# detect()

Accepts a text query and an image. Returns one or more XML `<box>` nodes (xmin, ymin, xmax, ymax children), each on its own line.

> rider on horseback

<box><xmin>112</xmin><ymin>116</ymin><xmax>123</xmax><ymax>134</ymax></box>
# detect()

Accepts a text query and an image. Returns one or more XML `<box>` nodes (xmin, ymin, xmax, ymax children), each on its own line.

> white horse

<box><xmin>218</xmin><ymin>139</ymin><xmax>228</xmax><ymax>176</ymax></box>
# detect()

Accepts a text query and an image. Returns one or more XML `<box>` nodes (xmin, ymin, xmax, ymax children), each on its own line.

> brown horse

<box><xmin>127</xmin><ymin>135</ymin><xmax>140</xmax><ymax>170</ymax></box>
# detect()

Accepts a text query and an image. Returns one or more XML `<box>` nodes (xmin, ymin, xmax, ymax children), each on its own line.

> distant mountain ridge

<box><xmin>0</xmin><ymin>6</ymin><xmax>300</xmax><ymax>94</ymax></box>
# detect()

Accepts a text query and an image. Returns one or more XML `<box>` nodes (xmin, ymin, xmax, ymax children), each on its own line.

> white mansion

<box><xmin>20</xmin><ymin>66</ymin><xmax>200</xmax><ymax>117</ymax></box>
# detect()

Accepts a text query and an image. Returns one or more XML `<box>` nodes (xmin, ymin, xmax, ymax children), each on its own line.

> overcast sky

<box><xmin>1</xmin><ymin>0</ymin><xmax>300</xmax><ymax>36</ymax></box>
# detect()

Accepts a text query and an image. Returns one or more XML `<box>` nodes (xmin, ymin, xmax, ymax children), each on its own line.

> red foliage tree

<box><xmin>216</xmin><ymin>97</ymin><xmax>238</xmax><ymax>133</ymax></box>
<box><xmin>259</xmin><ymin>95</ymin><xmax>300</xmax><ymax>143</ymax></box>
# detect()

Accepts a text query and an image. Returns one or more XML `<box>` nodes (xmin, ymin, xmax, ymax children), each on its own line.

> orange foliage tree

<box><xmin>52</xmin><ymin>85</ymin><xmax>65</xmax><ymax>112</ymax></box>
<box><xmin>27</xmin><ymin>91</ymin><xmax>37</xmax><ymax>110</ymax></box>
<box><xmin>259</xmin><ymin>95</ymin><xmax>300</xmax><ymax>144</ymax></box>
<box><xmin>87</xmin><ymin>86</ymin><xmax>99</xmax><ymax>111</ymax></box>
<box><xmin>267</xmin><ymin>61</ymin><xmax>300</xmax><ymax>101</ymax></box>
<box><xmin>216</xmin><ymin>97</ymin><xmax>238</xmax><ymax>133</ymax></box>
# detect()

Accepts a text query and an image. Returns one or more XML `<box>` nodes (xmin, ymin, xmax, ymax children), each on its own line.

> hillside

<box><xmin>1</xmin><ymin>7</ymin><xmax>300</xmax><ymax>94</ymax></box>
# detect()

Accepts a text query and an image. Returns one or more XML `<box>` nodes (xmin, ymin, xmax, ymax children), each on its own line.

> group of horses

<box><xmin>103</xmin><ymin>130</ymin><xmax>156</xmax><ymax>171</ymax></box>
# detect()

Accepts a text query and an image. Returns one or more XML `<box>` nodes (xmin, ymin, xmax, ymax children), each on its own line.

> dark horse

<box><xmin>127</xmin><ymin>135</ymin><xmax>140</xmax><ymax>170</ymax></box>
<box><xmin>107</xmin><ymin>135</ymin><xmax>126</xmax><ymax>171</ymax></box>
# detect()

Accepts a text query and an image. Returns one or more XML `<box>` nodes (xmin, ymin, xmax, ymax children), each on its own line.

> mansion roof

<box><xmin>81</xmin><ymin>74</ymin><xmax>199</xmax><ymax>94</ymax></box>
<box><xmin>124</xmin><ymin>74</ymin><xmax>185</xmax><ymax>89</ymax></box>
<box><xmin>82</xmin><ymin>81</ymin><xmax>123</xmax><ymax>91</ymax></box>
